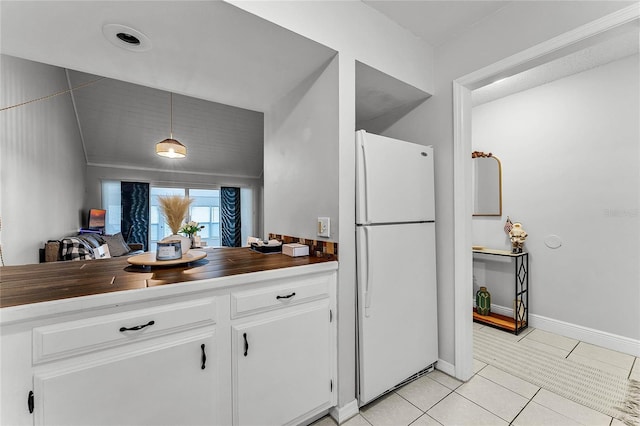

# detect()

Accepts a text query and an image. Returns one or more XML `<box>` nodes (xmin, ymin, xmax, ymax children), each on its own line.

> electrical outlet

<box><xmin>317</xmin><ymin>217</ymin><xmax>330</xmax><ymax>237</ymax></box>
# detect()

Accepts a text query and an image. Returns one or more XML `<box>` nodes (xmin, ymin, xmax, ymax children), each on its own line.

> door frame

<box><xmin>451</xmin><ymin>5</ymin><xmax>639</xmax><ymax>381</ymax></box>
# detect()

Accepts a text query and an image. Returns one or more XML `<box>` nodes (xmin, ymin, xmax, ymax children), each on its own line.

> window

<box><xmin>187</xmin><ymin>189</ymin><xmax>221</xmax><ymax>248</ymax></box>
<box><xmin>101</xmin><ymin>181</ymin><xmax>121</xmax><ymax>236</ymax></box>
<box><xmin>150</xmin><ymin>187</ymin><xmax>186</xmax><ymax>251</ymax></box>
<box><xmin>101</xmin><ymin>182</ymin><xmax>253</xmax><ymax>251</ymax></box>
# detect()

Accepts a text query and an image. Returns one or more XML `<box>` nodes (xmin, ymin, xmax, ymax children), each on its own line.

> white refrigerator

<box><xmin>355</xmin><ymin>130</ymin><xmax>438</xmax><ymax>406</ymax></box>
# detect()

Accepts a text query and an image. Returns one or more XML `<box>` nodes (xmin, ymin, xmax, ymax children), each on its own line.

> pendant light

<box><xmin>156</xmin><ymin>92</ymin><xmax>187</xmax><ymax>159</ymax></box>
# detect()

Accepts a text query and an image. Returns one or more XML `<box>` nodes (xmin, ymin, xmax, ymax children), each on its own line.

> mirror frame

<box><xmin>472</xmin><ymin>152</ymin><xmax>502</xmax><ymax>217</ymax></box>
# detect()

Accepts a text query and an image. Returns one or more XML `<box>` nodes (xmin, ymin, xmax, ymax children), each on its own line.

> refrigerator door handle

<box><xmin>363</xmin><ymin>226</ymin><xmax>372</xmax><ymax>317</ymax></box>
<box><xmin>361</xmin><ymin>139</ymin><xmax>371</xmax><ymax>225</ymax></box>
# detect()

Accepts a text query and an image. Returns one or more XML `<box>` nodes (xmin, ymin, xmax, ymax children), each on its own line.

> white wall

<box><xmin>264</xmin><ymin>55</ymin><xmax>362</xmax><ymax>411</ymax></box>
<box><xmin>386</xmin><ymin>1</ymin><xmax>628</xmax><ymax>370</ymax></box>
<box><xmin>373</xmin><ymin>1</ymin><xmax>634</xmax><ymax>368</ymax></box>
<box><xmin>239</xmin><ymin>3</ymin><xmax>436</xmax><ymax>408</ymax></box>
<box><xmin>0</xmin><ymin>55</ymin><xmax>87</xmax><ymax>265</ymax></box>
<box><xmin>472</xmin><ymin>55</ymin><xmax>639</xmax><ymax>340</ymax></box>
<box><xmin>264</xmin><ymin>57</ymin><xmax>339</xmax><ymax>242</ymax></box>
<box><xmin>228</xmin><ymin>0</ymin><xmax>434</xmax><ymax>96</ymax></box>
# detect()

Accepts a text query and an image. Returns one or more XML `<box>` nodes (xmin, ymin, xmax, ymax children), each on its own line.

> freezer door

<box><xmin>356</xmin><ymin>130</ymin><xmax>435</xmax><ymax>224</ymax></box>
<box><xmin>357</xmin><ymin>222</ymin><xmax>438</xmax><ymax>405</ymax></box>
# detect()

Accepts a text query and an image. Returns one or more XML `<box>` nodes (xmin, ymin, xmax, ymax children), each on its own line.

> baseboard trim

<box><xmin>488</xmin><ymin>303</ymin><xmax>640</xmax><ymax>357</ymax></box>
<box><xmin>329</xmin><ymin>399</ymin><xmax>359</xmax><ymax>425</ymax></box>
<box><xmin>436</xmin><ymin>358</ymin><xmax>456</xmax><ymax>377</ymax></box>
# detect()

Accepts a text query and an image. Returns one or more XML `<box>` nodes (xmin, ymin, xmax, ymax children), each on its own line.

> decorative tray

<box><xmin>250</xmin><ymin>242</ymin><xmax>282</xmax><ymax>254</ymax></box>
<box><xmin>126</xmin><ymin>250</ymin><xmax>207</xmax><ymax>266</ymax></box>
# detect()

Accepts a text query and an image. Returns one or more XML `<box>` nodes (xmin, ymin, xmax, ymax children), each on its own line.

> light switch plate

<box><xmin>317</xmin><ymin>217</ymin><xmax>330</xmax><ymax>237</ymax></box>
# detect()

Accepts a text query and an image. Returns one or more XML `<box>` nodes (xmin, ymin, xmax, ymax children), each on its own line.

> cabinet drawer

<box><xmin>33</xmin><ymin>298</ymin><xmax>216</xmax><ymax>364</ymax></box>
<box><xmin>231</xmin><ymin>275</ymin><xmax>330</xmax><ymax>319</ymax></box>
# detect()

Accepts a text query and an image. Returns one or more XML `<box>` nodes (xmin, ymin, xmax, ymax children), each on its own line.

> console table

<box><xmin>472</xmin><ymin>248</ymin><xmax>529</xmax><ymax>335</ymax></box>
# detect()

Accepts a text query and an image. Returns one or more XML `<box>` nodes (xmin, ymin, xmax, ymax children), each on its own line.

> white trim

<box><xmin>480</xmin><ymin>303</ymin><xmax>640</xmax><ymax>358</ymax></box>
<box><xmin>452</xmin><ymin>82</ymin><xmax>474</xmax><ymax>382</ymax></box>
<box><xmin>66</xmin><ymin>69</ymin><xmax>88</xmax><ymax>165</ymax></box>
<box><xmin>86</xmin><ymin>162</ymin><xmax>261</xmax><ymax>180</ymax></box>
<box><xmin>530</xmin><ymin>315</ymin><xmax>640</xmax><ymax>358</ymax></box>
<box><xmin>436</xmin><ymin>358</ymin><xmax>456</xmax><ymax>377</ymax></box>
<box><xmin>452</xmin><ymin>4</ymin><xmax>639</xmax><ymax>384</ymax></box>
<box><xmin>329</xmin><ymin>399</ymin><xmax>359</xmax><ymax>425</ymax></box>
<box><xmin>456</xmin><ymin>4</ymin><xmax>640</xmax><ymax>90</ymax></box>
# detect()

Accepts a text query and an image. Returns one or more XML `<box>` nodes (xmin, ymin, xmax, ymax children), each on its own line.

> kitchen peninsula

<box><xmin>0</xmin><ymin>248</ymin><xmax>338</xmax><ymax>426</ymax></box>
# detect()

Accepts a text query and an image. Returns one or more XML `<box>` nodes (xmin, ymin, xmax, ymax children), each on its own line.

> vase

<box><xmin>161</xmin><ymin>234</ymin><xmax>191</xmax><ymax>255</ymax></box>
<box><xmin>476</xmin><ymin>286</ymin><xmax>491</xmax><ymax>316</ymax></box>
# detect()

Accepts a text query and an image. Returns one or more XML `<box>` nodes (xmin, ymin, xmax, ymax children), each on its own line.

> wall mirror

<box><xmin>472</xmin><ymin>152</ymin><xmax>502</xmax><ymax>216</ymax></box>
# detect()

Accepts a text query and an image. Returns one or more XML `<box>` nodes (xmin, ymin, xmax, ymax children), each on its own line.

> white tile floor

<box><xmin>312</xmin><ymin>324</ymin><xmax>639</xmax><ymax>426</ymax></box>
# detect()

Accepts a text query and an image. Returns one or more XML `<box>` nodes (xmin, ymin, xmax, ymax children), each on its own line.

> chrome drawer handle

<box><xmin>119</xmin><ymin>320</ymin><xmax>155</xmax><ymax>332</ymax></box>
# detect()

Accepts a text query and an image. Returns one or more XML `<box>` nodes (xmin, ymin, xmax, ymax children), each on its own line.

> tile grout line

<box><xmin>566</xmin><ymin>341</ymin><xmax>635</xmax><ymax>375</ymax></box>
<box><xmin>531</xmin><ymin>387</ymin><xmax>615</xmax><ymax>425</ymax></box>
<box><xmin>357</xmin><ymin>408</ymin><xmax>375</xmax><ymax>426</ymax></box>
<box><xmin>628</xmin><ymin>356</ymin><xmax>637</xmax><ymax>380</ymax></box>
<box><xmin>393</xmin><ymin>390</ymin><xmax>428</xmax><ymax>415</ymax></box>
<box><xmin>476</xmin><ymin>368</ymin><xmax>541</xmax><ymax>401</ymax></box>
<box><xmin>565</xmin><ymin>340</ymin><xmax>581</xmax><ymax>359</ymax></box>
<box><xmin>473</xmin><ymin>337</ymin><xmax>552</xmax><ymax>410</ymax></box>
<box><xmin>453</xmin><ymin>388</ymin><xmax>515</xmax><ymax>424</ymax></box>
<box><xmin>407</xmin><ymin>412</ymin><xmax>442</xmax><ymax>426</ymax></box>
<box><xmin>395</xmin><ymin>384</ymin><xmax>456</xmax><ymax>417</ymax></box>
<box><xmin>509</xmin><ymin>388</ymin><xmax>542</xmax><ymax>425</ymax></box>
<box><xmin>474</xmin><ymin>360</ymin><xmax>489</xmax><ymax>375</ymax></box>
<box><xmin>519</xmin><ymin>329</ymin><xmax>579</xmax><ymax>357</ymax></box>
<box><xmin>515</xmin><ymin>327</ymin><xmax>534</xmax><ymax>342</ymax></box>
<box><xmin>476</xmin><ymin>328</ymin><xmax>619</xmax><ymax>423</ymax></box>
<box><xmin>360</xmin><ymin>414</ymin><xmax>374</xmax><ymax>426</ymax></box>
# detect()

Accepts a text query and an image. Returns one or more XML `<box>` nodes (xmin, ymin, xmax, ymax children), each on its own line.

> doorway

<box><xmin>451</xmin><ymin>5</ymin><xmax>639</xmax><ymax>381</ymax></box>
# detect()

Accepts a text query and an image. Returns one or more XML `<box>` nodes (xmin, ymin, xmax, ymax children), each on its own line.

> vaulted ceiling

<box><xmin>67</xmin><ymin>70</ymin><xmax>265</xmax><ymax>178</ymax></box>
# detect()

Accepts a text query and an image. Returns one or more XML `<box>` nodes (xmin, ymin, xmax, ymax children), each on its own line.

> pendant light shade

<box><xmin>156</xmin><ymin>138</ymin><xmax>187</xmax><ymax>158</ymax></box>
<box><xmin>156</xmin><ymin>93</ymin><xmax>186</xmax><ymax>158</ymax></box>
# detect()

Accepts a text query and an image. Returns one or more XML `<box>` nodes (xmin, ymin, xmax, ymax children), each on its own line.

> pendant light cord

<box><xmin>170</xmin><ymin>92</ymin><xmax>174</xmax><ymax>139</ymax></box>
<box><xmin>0</xmin><ymin>76</ymin><xmax>106</xmax><ymax>112</ymax></box>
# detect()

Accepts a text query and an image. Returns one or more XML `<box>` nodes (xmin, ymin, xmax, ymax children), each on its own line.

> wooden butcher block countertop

<box><xmin>0</xmin><ymin>248</ymin><xmax>336</xmax><ymax>308</ymax></box>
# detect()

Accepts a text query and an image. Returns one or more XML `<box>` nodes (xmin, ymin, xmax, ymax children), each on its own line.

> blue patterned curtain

<box><xmin>221</xmin><ymin>187</ymin><xmax>241</xmax><ymax>247</ymax></box>
<box><xmin>121</xmin><ymin>182</ymin><xmax>149</xmax><ymax>251</ymax></box>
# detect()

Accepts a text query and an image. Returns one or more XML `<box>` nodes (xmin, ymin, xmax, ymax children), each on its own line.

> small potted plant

<box><xmin>179</xmin><ymin>221</ymin><xmax>205</xmax><ymax>248</ymax></box>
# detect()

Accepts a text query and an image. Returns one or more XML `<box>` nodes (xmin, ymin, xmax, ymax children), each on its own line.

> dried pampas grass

<box><xmin>158</xmin><ymin>195</ymin><xmax>193</xmax><ymax>234</ymax></box>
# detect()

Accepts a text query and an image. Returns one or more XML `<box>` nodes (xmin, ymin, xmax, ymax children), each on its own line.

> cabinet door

<box><xmin>33</xmin><ymin>332</ymin><xmax>217</xmax><ymax>426</ymax></box>
<box><xmin>232</xmin><ymin>302</ymin><xmax>332</xmax><ymax>426</ymax></box>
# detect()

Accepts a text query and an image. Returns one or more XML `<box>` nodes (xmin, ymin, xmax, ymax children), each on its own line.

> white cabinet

<box><xmin>230</xmin><ymin>274</ymin><xmax>336</xmax><ymax>426</ymax></box>
<box><xmin>232</xmin><ymin>300</ymin><xmax>334</xmax><ymax>426</ymax></box>
<box><xmin>29</xmin><ymin>298</ymin><xmax>222</xmax><ymax>426</ymax></box>
<box><xmin>0</xmin><ymin>265</ymin><xmax>337</xmax><ymax>426</ymax></box>
<box><xmin>33</xmin><ymin>331</ymin><xmax>216</xmax><ymax>426</ymax></box>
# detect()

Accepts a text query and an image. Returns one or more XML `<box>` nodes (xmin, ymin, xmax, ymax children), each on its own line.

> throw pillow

<box><xmin>101</xmin><ymin>233</ymin><xmax>131</xmax><ymax>257</ymax></box>
<box><xmin>92</xmin><ymin>244</ymin><xmax>111</xmax><ymax>259</ymax></box>
<box><xmin>76</xmin><ymin>234</ymin><xmax>101</xmax><ymax>249</ymax></box>
<box><xmin>60</xmin><ymin>237</ymin><xmax>95</xmax><ymax>261</ymax></box>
